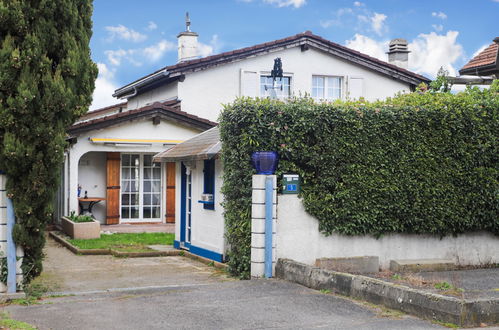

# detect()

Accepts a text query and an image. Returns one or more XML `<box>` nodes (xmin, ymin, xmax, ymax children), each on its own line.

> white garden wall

<box><xmin>277</xmin><ymin>194</ymin><xmax>499</xmax><ymax>269</ymax></box>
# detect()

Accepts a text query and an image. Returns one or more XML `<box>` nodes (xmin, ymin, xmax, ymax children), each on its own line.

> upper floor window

<box><xmin>312</xmin><ymin>76</ymin><xmax>342</xmax><ymax>101</ymax></box>
<box><xmin>260</xmin><ymin>76</ymin><xmax>291</xmax><ymax>99</ymax></box>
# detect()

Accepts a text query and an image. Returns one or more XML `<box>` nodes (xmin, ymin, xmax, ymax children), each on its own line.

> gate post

<box><xmin>251</xmin><ymin>175</ymin><xmax>276</xmax><ymax>278</ymax></box>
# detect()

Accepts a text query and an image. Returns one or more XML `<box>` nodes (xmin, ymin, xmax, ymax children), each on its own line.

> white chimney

<box><xmin>177</xmin><ymin>12</ymin><xmax>198</xmax><ymax>62</ymax></box>
<box><xmin>387</xmin><ymin>38</ymin><xmax>410</xmax><ymax>69</ymax></box>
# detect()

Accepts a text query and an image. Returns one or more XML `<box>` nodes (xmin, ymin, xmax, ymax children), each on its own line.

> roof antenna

<box><xmin>185</xmin><ymin>12</ymin><xmax>191</xmax><ymax>32</ymax></box>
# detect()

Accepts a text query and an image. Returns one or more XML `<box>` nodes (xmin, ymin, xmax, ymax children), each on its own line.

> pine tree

<box><xmin>0</xmin><ymin>0</ymin><xmax>97</xmax><ymax>283</ymax></box>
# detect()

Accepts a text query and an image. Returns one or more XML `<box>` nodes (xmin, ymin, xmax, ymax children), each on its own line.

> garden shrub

<box><xmin>219</xmin><ymin>82</ymin><xmax>498</xmax><ymax>278</ymax></box>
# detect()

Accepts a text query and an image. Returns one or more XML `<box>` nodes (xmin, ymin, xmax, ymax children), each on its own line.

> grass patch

<box><xmin>0</xmin><ymin>312</ymin><xmax>36</xmax><ymax>330</ymax></box>
<box><xmin>69</xmin><ymin>232</ymin><xmax>174</xmax><ymax>250</ymax></box>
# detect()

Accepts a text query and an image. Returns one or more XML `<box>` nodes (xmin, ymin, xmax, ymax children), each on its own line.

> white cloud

<box><xmin>371</xmin><ymin>12</ymin><xmax>387</xmax><ymax>36</ymax></box>
<box><xmin>431</xmin><ymin>11</ymin><xmax>447</xmax><ymax>19</ymax></box>
<box><xmin>105</xmin><ymin>39</ymin><xmax>175</xmax><ymax>67</ymax></box>
<box><xmin>409</xmin><ymin>31</ymin><xmax>463</xmax><ymax>76</ymax></box>
<box><xmin>320</xmin><ymin>8</ymin><xmax>353</xmax><ymax>28</ymax></box>
<box><xmin>345</xmin><ymin>31</ymin><xmax>464</xmax><ymax>77</ymax></box>
<box><xmin>432</xmin><ymin>24</ymin><xmax>443</xmax><ymax>32</ymax></box>
<box><xmin>105</xmin><ymin>24</ymin><xmax>147</xmax><ymax>43</ymax></box>
<box><xmin>90</xmin><ymin>63</ymin><xmax>119</xmax><ymax>110</ymax></box>
<box><xmin>147</xmin><ymin>21</ymin><xmax>158</xmax><ymax>31</ymax></box>
<box><xmin>263</xmin><ymin>0</ymin><xmax>306</xmax><ymax>8</ymax></box>
<box><xmin>353</xmin><ymin>1</ymin><xmax>364</xmax><ymax>6</ymax></box>
<box><xmin>143</xmin><ymin>40</ymin><xmax>175</xmax><ymax>62</ymax></box>
<box><xmin>197</xmin><ymin>34</ymin><xmax>222</xmax><ymax>57</ymax></box>
<box><xmin>345</xmin><ymin>34</ymin><xmax>389</xmax><ymax>61</ymax></box>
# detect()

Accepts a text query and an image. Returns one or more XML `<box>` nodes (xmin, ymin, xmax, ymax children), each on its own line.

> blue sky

<box><xmin>90</xmin><ymin>0</ymin><xmax>499</xmax><ymax>109</ymax></box>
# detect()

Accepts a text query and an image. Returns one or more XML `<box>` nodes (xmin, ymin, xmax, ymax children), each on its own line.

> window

<box><xmin>260</xmin><ymin>76</ymin><xmax>291</xmax><ymax>99</ymax></box>
<box><xmin>121</xmin><ymin>154</ymin><xmax>161</xmax><ymax>221</ymax></box>
<box><xmin>312</xmin><ymin>76</ymin><xmax>342</xmax><ymax>101</ymax></box>
<box><xmin>203</xmin><ymin>159</ymin><xmax>215</xmax><ymax>210</ymax></box>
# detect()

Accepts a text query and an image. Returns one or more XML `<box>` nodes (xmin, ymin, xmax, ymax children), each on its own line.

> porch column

<box><xmin>251</xmin><ymin>175</ymin><xmax>277</xmax><ymax>278</ymax></box>
<box><xmin>67</xmin><ymin>149</ymin><xmax>84</xmax><ymax>216</ymax></box>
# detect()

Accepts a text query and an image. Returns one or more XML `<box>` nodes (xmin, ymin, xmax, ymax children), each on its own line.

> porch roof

<box><xmin>153</xmin><ymin>126</ymin><xmax>221</xmax><ymax>162</ymax></box>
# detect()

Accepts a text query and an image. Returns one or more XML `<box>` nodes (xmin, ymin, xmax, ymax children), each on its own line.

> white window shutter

<box><xmin>348</xmin><ymin>77</ymin><xmax>364</xmax><ymax>100</ymax></box>
<box><xmin>240</xmin><ymin>69</ymin><xmax>258</xmax><ymax>97</ymax></box>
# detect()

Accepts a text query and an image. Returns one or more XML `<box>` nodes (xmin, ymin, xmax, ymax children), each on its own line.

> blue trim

<box><xmin>197</xmin><ymin>200</ymin><xmax>214</xmax><ymax>205</ymax></box>
<box><xmin>203</xmin><ymin>160</ymin><xmax>215</xmax><ymax>210</ymax></box>
<box><xmin>173</xmin><ymin>240</ymin><xmax>180</xmax><ymax>249</ymax></box>
<box><xmin>265</xmin><ymin>176</ymin><xmax>274</xmax><ymax>278</ymax></box>
<box><xmin>0</xmin><ymin>170</ymin><xmax>4</xmax><ymax>174</ymax></box>
<box><xmin>180</xmin><ymin>163</ymin><xmax>186</xmax><ymax>244</ymax></box>
<box><xmin>189</xmin><ymin>244</ymin><xmax>223</xmax><ymax>262</ymax></box>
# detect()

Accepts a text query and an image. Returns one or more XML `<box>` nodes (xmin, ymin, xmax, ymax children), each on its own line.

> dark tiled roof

<box><xmin>68</xmin><ymin>99</ymin><xmax>217</xmax><ymax>136</ymax></box>
<box><xmin>460</xmin><ymin>40</ymin><xmax>498</xmax><ymax>75</ymax></box>
<box><xmin>116</xmin><ymin>31</ymin><xmax>429</xmax><ymax>96</ymax></box>
<box><xmin>154</xmin><ymin>126</ymin><xmax>220</xmax><ymax>162</ymax></box>
<box><xmin>79</xmin><ymin>102</ymin><xmax>127</xmax><ymax>121</ymax></box>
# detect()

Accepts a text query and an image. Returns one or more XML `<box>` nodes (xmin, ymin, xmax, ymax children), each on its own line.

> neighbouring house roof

<box><xmin>114</xmin><ymin>31</ymin><xmax>430</xmax><ymax>98</ymax></box>
<box><xmin>78</xmin><ymin>102</ymin><xmax>128</xmax><ymax>122</ymax></box>
<box><xmin>153</xmin><ymin>126</ymin><xmax>221</xmax><ymax>162</ymax></box>
<box><xmin>459</xmin><ymin>38</ymin><xmax>499</xmax><ymax>76</ymax></box>
<box><xmin>68</xmin><ymin>99</ymin><xmax>217</xmax><ymax>137</ymax></box>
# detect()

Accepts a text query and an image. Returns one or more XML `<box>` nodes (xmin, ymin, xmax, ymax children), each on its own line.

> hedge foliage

<box><xmin>219</xmin><ymin>82</ymin><xmax>499</xmax><ymax>279</ymax></box>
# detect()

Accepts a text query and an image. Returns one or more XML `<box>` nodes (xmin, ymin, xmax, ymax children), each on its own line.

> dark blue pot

<box><xmin>251</xmin><ymin>151</ymin><xmax>279</xmax><ymax>175</ymax></box>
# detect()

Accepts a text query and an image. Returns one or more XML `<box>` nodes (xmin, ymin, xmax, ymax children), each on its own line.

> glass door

<box><xmin>121</xmin><ymin>154</ymin><xmax>162</xmax><ymax>222</ymax></box>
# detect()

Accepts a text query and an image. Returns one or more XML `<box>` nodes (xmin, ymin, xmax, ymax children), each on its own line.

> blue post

<box><xmin>6</xmin><ymin>197</ymin><xmax>16</xmax><ymax>293</ymax></box>
<box><xmin>264</xmin><ymin>176</ymin><xmax>273</xmax><ymax>278</ymax></box>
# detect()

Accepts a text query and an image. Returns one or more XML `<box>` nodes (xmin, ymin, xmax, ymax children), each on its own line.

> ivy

<box><xmin>219</xmin><ymin>82</ymin><xmax>499</xmax><ymax>279</ymax></box>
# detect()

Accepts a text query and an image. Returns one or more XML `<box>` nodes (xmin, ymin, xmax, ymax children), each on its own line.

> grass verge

<box><xmin>0</xmin><ymin>312</ymin><xmax>36</xmax><ymax>330</ymax></box>
<box><xmin>69</xmin><ymin>233</ymin><xmax>174</xmax><ymax>251</ymax></box>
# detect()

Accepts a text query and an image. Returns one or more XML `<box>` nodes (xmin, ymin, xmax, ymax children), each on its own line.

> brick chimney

<box><xmin>387</xmin><ymin>38</ymin><xmax>410</xmax><ymax>69</ymax></box>
<box><xmin>177</xmin><ymin>12</ymin><xmax>198</xmax><ymax>63</ymax></box>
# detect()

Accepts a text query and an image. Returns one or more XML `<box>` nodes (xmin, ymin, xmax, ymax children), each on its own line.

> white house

<box><xmin>59</xmin><ymin>19</ymin><xmax>429</xmax><ymax>262</ymax></box>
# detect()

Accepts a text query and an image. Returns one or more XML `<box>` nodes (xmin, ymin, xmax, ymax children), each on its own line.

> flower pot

<box><xmin>61</xmin><ymin>216</ymin><xmax>100</xmax><ymax>239</ymax></box>
<box><xmin>251</xmin><ymin>151</ymin><xmax>279</xmax><ymax>175</ymax></box>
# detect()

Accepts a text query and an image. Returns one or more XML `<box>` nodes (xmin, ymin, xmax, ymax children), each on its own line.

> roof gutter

<box><xmin>113</xmin><ymin>69</ymin><xmax>170</xmax><ymax>99</ymax></box>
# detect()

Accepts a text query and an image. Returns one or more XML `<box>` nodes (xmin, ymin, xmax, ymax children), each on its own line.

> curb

<box><xmin>48</xmin><ymin>231</ymin><xmax>228</xmax><ymax>270</ymax></box>
<box><xmin>275</xmin><ymin>258</ymin><xmax>499</xmax><ymax>328</ymax></box>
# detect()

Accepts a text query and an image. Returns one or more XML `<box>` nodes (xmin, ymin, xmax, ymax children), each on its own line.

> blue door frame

<box><xmin>179</xmin><ymin>163</ymin><xmax>188</xmax><ymax>248</ymax></box>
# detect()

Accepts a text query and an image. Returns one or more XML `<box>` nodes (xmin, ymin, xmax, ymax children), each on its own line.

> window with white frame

<box><xmin>312</xmin><ymin>76</ymin><xmax>342</xmax><ymax>101</ymax></box>
<box><xmin>260</xmin><ymin>76</ymin><xmax>291</xmax><ymax>98</ymax></box>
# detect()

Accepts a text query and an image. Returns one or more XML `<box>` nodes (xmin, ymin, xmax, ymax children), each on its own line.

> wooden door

<box><xmin>165</xmin><ymin>162</ymin><xmax>176</xmax><ymax>223</ymax></box>
<box><xmin>106</xmin><ymin>152</ymin><xmax>121</xmax><ymax>224</ymax></box>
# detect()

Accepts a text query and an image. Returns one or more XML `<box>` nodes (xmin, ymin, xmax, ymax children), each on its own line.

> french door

<box><xmin>121</xmin><ymin>154</ymin><xmax>162</xmax><ymax>222</ymax></box>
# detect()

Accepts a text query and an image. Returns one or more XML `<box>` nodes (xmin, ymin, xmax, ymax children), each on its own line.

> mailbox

<box><xmin>282</xmin><ymin>174</ymin><xmax>300</xmax><ymax>194</ymax></box>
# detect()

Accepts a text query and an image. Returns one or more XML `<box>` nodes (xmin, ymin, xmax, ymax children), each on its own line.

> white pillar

<box><xmin>251</xmin><ymin>175</ymin><xmax>277</xmax><ymax>278</ymax></box>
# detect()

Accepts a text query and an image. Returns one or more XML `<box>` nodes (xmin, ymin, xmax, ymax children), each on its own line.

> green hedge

<box><xmin>219</xmin><ymin>83</ymin><xmax>499</xmax><ymax>279</ymax></box>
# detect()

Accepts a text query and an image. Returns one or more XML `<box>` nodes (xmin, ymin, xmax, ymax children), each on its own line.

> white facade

<box><xmin>173</xmin><ymin>159</ymin><xmax>225</xmax><ymax>260</ymax></box>
<box><xmin>276</xmin><ymin>194</ymin><xmax>499</xmax><ymax>269</ymax></box>
<box><xmin>63</xmin><ymin>118</ymin><xmax>202</xmax><ymax>224</ymax></box>
<box><xmin>127</xmin><ymin>47</ymin><xmax>412</xmax><ymax>122</ymax></box>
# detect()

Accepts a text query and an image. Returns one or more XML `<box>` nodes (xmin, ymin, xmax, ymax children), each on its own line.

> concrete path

<box><xmin>3</xmin><ymin>280</ymin><xmax>445</xmax><ymax>330</ymax></box>
<box><xmin>35</xmin><ymin>236</ymin><xmax>229</xmax><ymax>293</ymax></box>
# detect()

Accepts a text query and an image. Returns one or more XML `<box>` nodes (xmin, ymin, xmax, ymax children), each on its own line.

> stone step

<box><xmin>316</xmin><ymin>256</ymin><xmax>379</xmax><ymax>274</ymax></box>
<box><xmin>389</xmin><ymin>259</ymin><xmax>456</xmax><ymax>272</ymax></box>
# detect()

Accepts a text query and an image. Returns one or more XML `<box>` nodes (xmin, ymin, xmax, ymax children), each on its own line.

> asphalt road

<box><xmin>3</xmin><ymin>279</ymin><xmax>443</xmax><ymax>330</ymax></box>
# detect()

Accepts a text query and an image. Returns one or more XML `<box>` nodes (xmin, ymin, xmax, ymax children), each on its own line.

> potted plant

<box><xmin>61</xmin><ymin>211</ymin><xmax>100</xmax><ymax>239</ymax></box>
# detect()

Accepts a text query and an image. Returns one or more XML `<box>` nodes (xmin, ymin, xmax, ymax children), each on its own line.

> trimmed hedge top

<box><xmin>219</xmin><ymin>82</ymin><xmax>499</xmax><ymax>278</ymax></box>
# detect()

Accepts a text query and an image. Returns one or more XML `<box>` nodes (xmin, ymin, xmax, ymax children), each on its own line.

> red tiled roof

<box><xmin>68</xmin><ymin>99</ymin><xmax>217</xmax><ymax>136</ymax></box>
<box><xmin>460</xmin><ymin>41</ymin><xmax>498</xmax><ymax>71</ymax></box>
<box><xmin>79</xmin><ymin>102</ymin><xmax>127</xmax><ymax>121</ymax></box>
<box><xmin>116</xmin><ymin>31</ymin><xmax>429</xmax><ymax>96</ymax></box>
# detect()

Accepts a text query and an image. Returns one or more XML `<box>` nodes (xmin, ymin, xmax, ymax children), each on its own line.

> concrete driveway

<box><xmin>3</xmin><ymin>280</ymin><xmax>444</xmax><ymax>330</ymax></box>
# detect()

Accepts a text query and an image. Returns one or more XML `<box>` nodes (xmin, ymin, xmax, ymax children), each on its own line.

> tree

<box><xmin>0</xmin><ymin>0</ymin><xmax>97</xmax><ymax>283</ymax></box>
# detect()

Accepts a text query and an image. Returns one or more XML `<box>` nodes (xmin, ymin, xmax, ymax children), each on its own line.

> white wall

<box><xmin>127</xmin><ymin>82</ymin><xmax>178</xmax><ymax>110</ymax></box>
<box><xmin>78</xmin><ymin>152</ymin><xmax>107</xmax><ymax>223</ymax></box>
<box><xmin>277</xmin><ymin>194</ymin><xmax>499</xmax><ymax>269</ymax></box>
<box><xmin>174</xmin><ymin>159</ymin><xmax>225</xmax><ymax>256</ymax></box>
<box><xmin>65</xmin><ymin>118</ymin><xmax>203</xmax><ymax>221</ymax></box>
<box><xmin>178</xmin><ymin>47</ymin><xmax>411</xmax><ymax>122</ymax></box>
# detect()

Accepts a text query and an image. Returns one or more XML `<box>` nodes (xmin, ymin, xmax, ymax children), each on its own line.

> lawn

<box><xmin>69</xmin><ymin>232</ymin><xmax>174</xmax><ymax>250</ymax></box>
